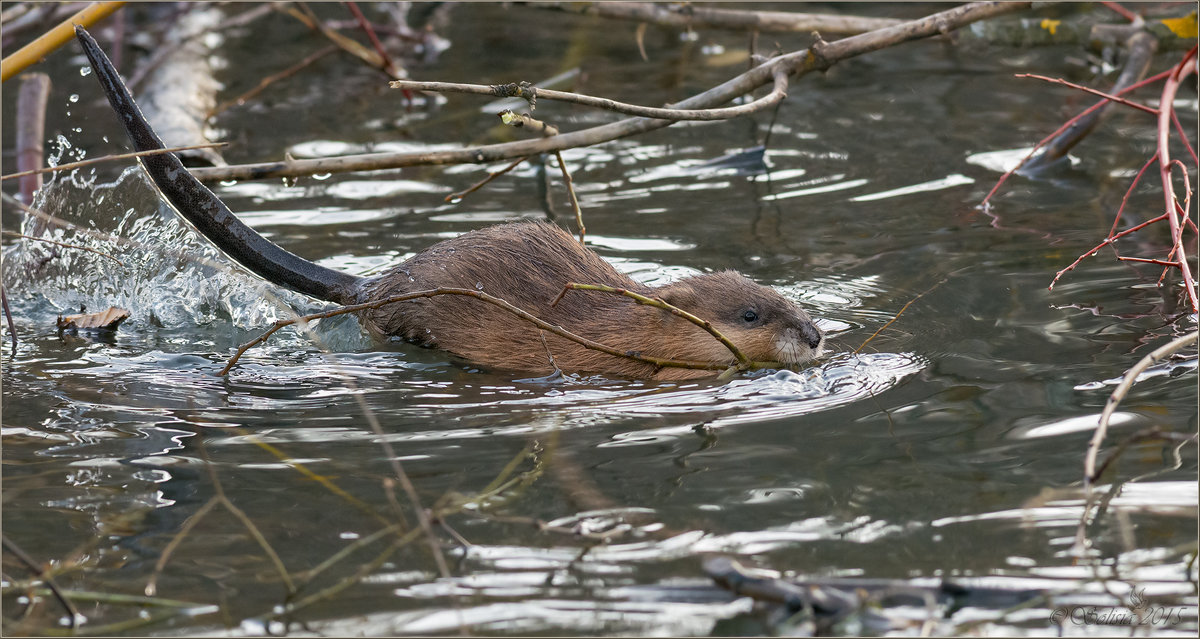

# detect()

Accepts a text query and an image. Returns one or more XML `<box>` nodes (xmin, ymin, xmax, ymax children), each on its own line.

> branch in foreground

<box><xmin>1074</xmin><ymin>330</ymin><xmax>1198</xmax><ymax>554</ymax></box>
<box><xmin>552</xmin><ymin>282</ymin><xmax>751</xmax><ymax>367</ymax></box>
<box><xmin>218</xmin><ymin>287</ymin><xmax>741</xmax><ymax>377</ymax></box>
<box><xmin>0</xmin><ymin>142</ymin><xmax>229</xmax><ymax>182</ymax></box>
<box><xmin>185</xmin><ymin>1</ymin><xmax>1031</xmax><ymax>183</ymax></box>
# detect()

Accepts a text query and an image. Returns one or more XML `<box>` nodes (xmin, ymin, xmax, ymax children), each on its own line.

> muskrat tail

<box><xmin>74</xmin><ymin>26</ymin><xmax>363</xmax><ymax>306</ymax></box>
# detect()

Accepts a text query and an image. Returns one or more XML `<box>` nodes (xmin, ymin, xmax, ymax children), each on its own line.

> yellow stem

<box><xmin>2</xmin><ymin>2</ymin><xmax>127</xmax><ymax>82</ymax></box>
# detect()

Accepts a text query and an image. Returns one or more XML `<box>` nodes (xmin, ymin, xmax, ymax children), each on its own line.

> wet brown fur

<box><xmin>74</xmin><ymin>27</ymin><xmax>821</xmax><ymax>381</ymax></box>
<box><xmin>359</xmin><ymin>222</ymin><xmax>823</xmax><ymax>379</ymax></box>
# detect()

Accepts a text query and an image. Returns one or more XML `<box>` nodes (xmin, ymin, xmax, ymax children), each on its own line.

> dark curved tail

<box><xmin>75</xmin><ymin>26</ymin><xmax>363</xmax><ymax>305</ymax></box>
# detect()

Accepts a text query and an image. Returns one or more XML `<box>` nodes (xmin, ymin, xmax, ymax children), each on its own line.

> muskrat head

<box><xmin>657</xmin><ymin>271</ymin><xmax>825</xmax><ymax>367</ymax></box>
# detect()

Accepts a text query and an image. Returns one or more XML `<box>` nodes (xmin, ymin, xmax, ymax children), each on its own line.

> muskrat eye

<box><xmin>741</xmin><ymin>309</ymin><xmax>759</xmax><ymax>323</ymax></box>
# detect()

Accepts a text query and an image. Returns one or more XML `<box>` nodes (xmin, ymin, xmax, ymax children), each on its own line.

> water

<box><xmin>2</xmin><ymin>3</ymin><xmax>1196</xmax><ymax>636</ymax></box>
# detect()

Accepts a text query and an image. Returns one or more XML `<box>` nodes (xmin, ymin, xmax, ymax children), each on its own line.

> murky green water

<box><xmin>3</xmin><ymin>3</ymin><xmax>1197</xmax><ymax>636</ymax></box>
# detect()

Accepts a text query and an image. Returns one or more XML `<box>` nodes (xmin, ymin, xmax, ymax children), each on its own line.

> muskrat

<box><xmin>76</xmin><ymin>27</ymin><xmax>824</xmax><ymax>380</ymax></box>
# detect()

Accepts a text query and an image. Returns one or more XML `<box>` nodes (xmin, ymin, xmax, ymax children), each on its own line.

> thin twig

<box><xmin>189</xmin><ymin>2</ymin><xmax>1030</xmax><ymax>183</ymax></box>
<box><xmin>0</xmin><ymin>142</ymin><xmax>229</xmax><ymax>182</ymax></box>
<box><xmin>345</xmin><ymin>1</ymin><xmax>401</xmax><ymax>77</ymax></box>
<box><xmin>1</xmin><ymin>534</ymin><xmax>81</xmax><ymax>629</ymax></box>
<box><xmin>1049</xmin><ymin>213</ymin><xmax>1169</xmax><ymax>289</ymax></box>
<box><xmin>552</xmin><ymin>282</ymin><xmax>752</xmax><ymax>367</ymax></box>
<box><xmin>856</xmin><ymin>278</ymin><xmax>948</xmax><ymax>353</ymax></box>
<box><xmin>553</xmin><ymin>151</ymin><xmax>585</xmax><ymax>244</ymax></box>
<box><xmin>208</xmin><ymin>45</ymin><xmax>337</xmax><ymax>119</ymax></box>
<box><xmin>392</xmin><ymin>68</ymin><xmax>788</xmax><ymax>122</ymax></box>
<box><xmin>2</xmin><ymin>286</ymin><xmax>17</xmax><ymax>356</ymax></box>
<box><xmin>3</xmin><ymin>231</ymin><xmax>125</xmax><ymax>266</ymax></box>
<box><xmin>145</xmin><ymin>498</ymin><xmax>219</xmax><ymax>597</ymax></box>
<box><xmin>982</xmin><ymin>68</ymin><xmax>1173</xmax><ymax>206</ymax></box>
<box><xmin>445</xmin><ymin>156</ymin><xmax>528</xmax><ymax>203</ymax></box>
<box><xmin>1076</xmin><ymin>331</ymin><xmax>1199</xmax><ymax>554</ymax></box>
<box><xmin>292</xmin><ymin>523</ymin><xmax>405</xmax><ymax>586</ymax></box>
<box><xmin>1014</xmin><ymin>72</ymin><xmax>1158</xmax><ymax>115</ymax></box>
<box><xmin>284</xmin><ymin>2</ymin><xmax>400</xmax><ymax>78</ymax></box>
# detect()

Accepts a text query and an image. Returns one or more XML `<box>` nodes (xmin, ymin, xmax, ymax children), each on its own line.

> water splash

<box><xmin>3</xmin><ymin>167</ymin><xmax>316</xmax><ymax>330</ymax></box>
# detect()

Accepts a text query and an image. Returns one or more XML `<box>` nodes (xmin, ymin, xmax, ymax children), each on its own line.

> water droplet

<box><xmin>68</xmin><ymin>94</ymin><xmax>79</xmax><ymax>103</ymax></box>
<box><xmin>80</xmin><ymin>66</ymin><xmax>92</xmax><ymax>77</ymax></box>
<box><xmin>312</xmin><ymin>172</ymin><xmax>331</xmax><ymax>181</ymax></box>
<box><xmin>475</xmin><ymin>282</ymin><xmax>484</xmax><ymax>290</ymax></box>
<box><xmin>102</xmin><ymin>135</ymin><xmax>109</xmax><ymax>143</ymax></box>
<box><xmin>219</xmin><ymin>180</ymin><xmax>239</xmax><ymax>187</ymax></box>
<box><xmin>72</xmin><ymin>127</ymin><xmax>82</xmax><ymax>134</ymax></box>
<box><xmin>448</xmin><ymin>196</ymin><xmax>462</xmax><ymax>204</ymax></box>
<box><xmin>1090</xmin><ymin>251</ymin><xmax>1098</xmax><ymax>257</ymax></box>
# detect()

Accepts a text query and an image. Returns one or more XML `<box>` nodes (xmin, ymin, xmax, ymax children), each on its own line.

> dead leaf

<box><xmin>56</xmin><ymin>307</ymin><xmax>131</xmax><ymax>333</ymax></box>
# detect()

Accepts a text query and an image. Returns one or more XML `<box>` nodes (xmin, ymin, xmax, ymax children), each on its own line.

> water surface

<box><xmin>2</xmin><ymin>3</ymin><xmax>1196</xmax><ymax>636</ymax></box>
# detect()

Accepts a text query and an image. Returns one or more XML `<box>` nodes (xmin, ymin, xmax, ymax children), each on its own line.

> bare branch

<box><xmin>185</xmin><ymin>2</ymin><xmax>1032</xmax><ymax>183</ymax></box>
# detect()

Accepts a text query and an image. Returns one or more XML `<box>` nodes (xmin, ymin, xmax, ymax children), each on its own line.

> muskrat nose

<box><xmin>799</xmin><ymin>321</ymin><xmax>823</xmax><ymax>350</ymax></box>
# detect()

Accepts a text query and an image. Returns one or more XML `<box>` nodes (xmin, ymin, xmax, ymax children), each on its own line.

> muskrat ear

<box><xmin>659</xmin><ymin>284</ymin><xmax>698</xmax><ymax>310</ymax></box>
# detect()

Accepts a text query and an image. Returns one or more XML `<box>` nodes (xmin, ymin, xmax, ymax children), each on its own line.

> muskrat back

<box><xmin>359</xmin><ymin>222</ymin><xmax>824</xmax><ymax>380</ymax></box>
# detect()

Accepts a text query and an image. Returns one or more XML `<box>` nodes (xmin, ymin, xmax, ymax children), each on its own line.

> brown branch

<box><xmin>345</xmin><ymin>1</ymin><xmax>401</xmax><ymax>77</ymax></box>
<box><xmin>2</xmin><ymin>231</ymin><xmax>125</xmax><ymax>266</ymax></box>
<box><xmin>552</xmin><ymin>282</ymin><xmax>752</xmax><ymax>367</ymax></box>
<box><xmin>186</xmin><ymin>1</ymin><xmax>1030</xmax><ymax>183</ymax></box>
<box><xmin>537</xmin><ymin>2</ymin><xmax>906</xmax><ymax>36</ymax></box>
<box><xmin>1014</xmin><ymin>72</ymin><xmax>1158</xmax><ymax>115</ymax></box>
<box><xmin>391</xmin><ymin>68</ymin><xmax>789</xmax><ymax>122</ymax></box>
<box><xmin>208</xmin><ymin>45</ymin><xmax>337</xmax><ymax>119</ymax></box>
<box><xmin>284</xmin><ymin>2</ymin><xmax>401</xmax><ymax>79</ymax></box>
<box><xmin>445</xmin><ymin>156</ymin><xmax>529</xmax><ymax>203</ymax></box>
<box><xmin>1</xmin><ymin>534</ymin><xmax>81</xmax><ymax>629</ymax></box>
<box><xmin>0</xmin><ymin>142</ymin><xmax>229</xmax><ymax>182</ymax></box>
<box><xmin>1076</xmin><ymin>331</ymin><xmax>1199</xmax><ymax>555</ymax></box>
<box><xmin>496</xmin><ymin>110</ymin><xmax>585</xmax><ymax>242</ymax></box>
<box><xmin>856</xmin><ymin>277</ymin><xmax>948</xmax><ymax>353</ymax></box>
<box><xmin>2</xmin><ymin>286</ymin><xmax>16</xmax><ymax>356</ymax></box>
<box><xmin>554</xmin><ymin>151</ymin><xmax>585</xmax><ymax>244</ymax></box>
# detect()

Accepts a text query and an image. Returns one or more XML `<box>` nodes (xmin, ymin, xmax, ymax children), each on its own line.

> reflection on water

<box><xmin>2</xmin><ymin>2</ymin><xmax>1196</xmax><ymax>636</ymax></box>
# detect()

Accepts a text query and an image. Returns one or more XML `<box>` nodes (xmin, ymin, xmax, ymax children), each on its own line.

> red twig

<box><xmin>1100</xmin><ymin>2</ymin><xmax>1139</xmax><ymax>22</ymax></box>
<box><xmin>345</xmin><ymin>1</ymin><xmax>400</xmax><ymax>77</ymax></box>
<box><xmin>1155</xmin><ymin>47</ymin><xmax>1198</xmax><ymax>312</ymax></box>
<box><xmin>981</xmin><ymin>68</ymin><xmax>1174</xmax><ymax>206</ymax></box>
<box><xmin>1014</xmin><ymin>73</ymin><xmax>1158</xmax><ymax>115</ymax></box>
<box><xmin>1049</xmin><ymin>213</ymin><xmax>1169</xmax><ymax>289</ymax></box>
<box><xmin>1107</xmin><ymin>153</ymin><xmax>1158</xmax><ymax>240</ymax></box>
<box><xmin>1169</xmin><ymin>107</ymin><xmax>1199</xmax><ymax>167</ymax></box>
<box><xmin>1117</xmin><ymin>257</ymin><xmax>1178</xmax><ymax>267</ymax></box>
